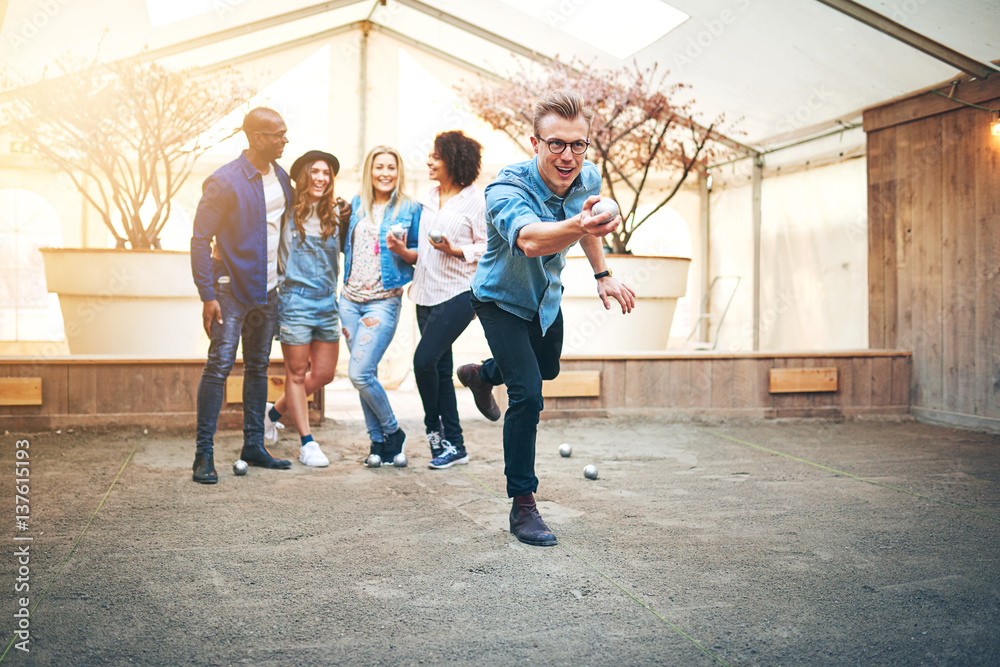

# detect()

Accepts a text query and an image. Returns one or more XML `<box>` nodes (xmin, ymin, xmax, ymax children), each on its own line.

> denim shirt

<box><xmin>472</xmin><ymin>158</ymin><xmax>601</xmax><ymax>334</ymax></box>
<box><xmin>190</xmin><ymin>152</ymin><xmax>293</xmax><ymax>305</ymax></box>
<box><xmin>342</xmin><ymin>195</ymin><xmax>421</xmax><ymax>290</ymax></box>
<box><xmin>277</xmin><ymin>213</ymin><xmax>340</xmax><ymax>298</ymax></box>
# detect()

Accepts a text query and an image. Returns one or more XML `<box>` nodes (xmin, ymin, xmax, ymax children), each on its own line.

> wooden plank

<box><xmin>0</xmin><ymin>378</ymin><xmax>43</xmax><ymax>406</ymax></box>
<box><xmin>731</xmin><ymin>358</ymin><xmax>757</xmax><ymax>409</ymax></box>
<box><xmin>979</xmin><ymin>101</ymin><xmax>1000</xmax><ymax>419</ymax></box>
<box><xmin>891</xmin><ymin>355</ymin><xmax>911</xmax><ymax>408</ymax></box>
<box><xmin>863</xmin><ymin>76</ymin><xmax>1000</xmax><ymax>133</ymax></box>
<box><xmin>870</xmin><ymin>356</ymin><xmax>893</xmax><ymax>407</ymax></box>
<box><xmin>711</xmin><ymin>358</ymin><xmax>735</xmax><ymax>408</ymax></box>
<box><xmin>226</xmin><ymin>375</ymin><xmax>304</xmax><ymax>404</ymax></box>
<box><xmin>541</xmin><ymin>370</ymin><xmax>600</xmax><ymax>398</ymax></box>
<box><xmin>852</xmin><ymin>357</ymin><xmax>873</xmax><ymax>407</ymax></box>
<box><xmin>924</xmin><ymin>114</ymin><xmax>945</xmax><ymax>409</ymax></box>
<box><xmin>67</xmin><ymin>364</ymin><xmax>98</xmax><ymax>415</ymax></box>
<box><xmin>768</xmin><ymin>367</ymin><xmax>838</xmax><ymax>394</ymax></box>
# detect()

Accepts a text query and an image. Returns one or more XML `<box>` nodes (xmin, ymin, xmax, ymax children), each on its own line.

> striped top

<box><xmin>408</xmin><ymin>184</ymin><xmax>487</xmax><ymax>307</ymax></box>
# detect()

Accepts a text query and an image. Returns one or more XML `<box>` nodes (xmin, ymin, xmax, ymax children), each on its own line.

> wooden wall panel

<box><xmin>865</xmin><ymin>78</ymin><xmax>1000</xmax><ymax>432</ymax></box>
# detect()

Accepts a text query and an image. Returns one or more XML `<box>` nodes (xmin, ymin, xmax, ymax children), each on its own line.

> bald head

<box><xmin>242</xmin><ymin>107</ymin><xmax>283</xmax><ymax>139</ymax></box>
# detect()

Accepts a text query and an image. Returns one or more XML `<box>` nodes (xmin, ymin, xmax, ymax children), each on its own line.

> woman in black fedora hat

<box><xmin>263</xmin><ymin>149</ymin><xmax>348</xmax><ymax>467</ymax></box>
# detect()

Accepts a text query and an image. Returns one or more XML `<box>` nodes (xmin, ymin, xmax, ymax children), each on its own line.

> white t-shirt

<box><xmin>261</xmin><ymin>166</ymin><xmax>285</xmax><ymax>291</ymax></box>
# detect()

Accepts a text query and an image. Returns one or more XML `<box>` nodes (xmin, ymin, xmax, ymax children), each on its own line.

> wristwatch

<box><xmin>594</xmin><ymin>269</ymin><xmax>612</xmax><ymax>280</ymax></box>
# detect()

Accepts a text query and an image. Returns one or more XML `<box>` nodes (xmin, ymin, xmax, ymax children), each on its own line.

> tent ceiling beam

<box><xmin>371</xmin><ymin>23</ymin><xmax>504</xmax><ymax>83</ymax></box>
<box><xmin>189</xmin><ymin>22</ymin><xmax>362</xmax><ymax>76</ymax></box>
<box><xmin>395</xmin><ymin>0</ymin><xmax>552</xmax><ymax>63</ymax></box>
<box><xmin>814</xmin><ymin>0</ymin><xmax>998</xmax><ymax>79</ymax></box>
<box><xmin>122</xmin><ymin>0</ymin><xmax>365</xmax><ymax>66</ymax></box>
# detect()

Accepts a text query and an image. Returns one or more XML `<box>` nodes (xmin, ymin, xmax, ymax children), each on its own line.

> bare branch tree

<box><xmin>0</xmin><ymin>55</ymin><xmax>255</xmax><ymax>249</ymax></box>
<box><xmin>461</xmin><ymin>57</ymin><xmax>739</xmax><ymax>254</ymax></box>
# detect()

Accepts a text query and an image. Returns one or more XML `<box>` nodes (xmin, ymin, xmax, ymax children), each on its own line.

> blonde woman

<box><xmin>264</xmin><ymin>150</ymin><xmax>346</xmax><ymax>467</ymax></box>
<box><xmin>340</xmin><ymin>145</ymin><xmax>421</xmax><ymax>464</ymax></box>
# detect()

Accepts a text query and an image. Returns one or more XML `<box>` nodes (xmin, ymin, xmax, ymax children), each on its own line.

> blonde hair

<box><xmin>532</xmin><ymin>90</ymin><xmax>594</xmax><ymax>136</ymax></box>
<box><xmin>360</xmin><ymin>145</ymin><xmax>412</xmax><ymax>224</ymax></box>
<box><xmin>291</xmin><ymin>159</ymin><xmax>337</xmax><ymax>243</ymax></box>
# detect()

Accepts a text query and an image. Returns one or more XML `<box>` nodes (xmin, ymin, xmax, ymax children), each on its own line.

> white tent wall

<box><xmin>707</xmin><ymin>157</ymin><xmax>869</xmax><ymax>352</ymax></box>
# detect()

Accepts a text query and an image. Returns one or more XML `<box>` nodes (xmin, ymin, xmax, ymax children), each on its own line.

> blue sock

<box><xmin>301</xmin><ymin>434</ymin><xmax>314</xmax><ymax>446</ymax></box>
<box><xmin>268</xmin><ymin>405</ymin><xmax>282</xmax><ymax>422</ymax></box>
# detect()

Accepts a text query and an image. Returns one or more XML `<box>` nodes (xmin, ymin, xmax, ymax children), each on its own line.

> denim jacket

<box><xmin>190</xmin><ymin>152</ymin><xmax>293</xmax><ymax>305</ymax></box>
<box><xmin>342</xmin><ymin>195</ymin><xmax>421</xmax><ymax>290</ymax></box>
<box><xmin>472</xmin><ymin>158</ymin><xmax>601</xmax><ymax>334</ymax></box>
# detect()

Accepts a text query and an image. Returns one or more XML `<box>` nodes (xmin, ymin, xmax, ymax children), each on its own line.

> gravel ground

<box><xmin>2</xmin><ymin>404</ymin><xmax>999</xmax><ymax>666</ymax></box>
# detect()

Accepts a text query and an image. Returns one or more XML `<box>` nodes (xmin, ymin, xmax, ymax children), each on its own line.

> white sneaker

<box><xmin>264</xmin><ymin>402</ymin><xmax>285</xmax><ymax>445</ymax></box>
<box><xmin>299</xmin><ymin>441</ymin><xmax>330</xmax><ymax>467</ymax></box>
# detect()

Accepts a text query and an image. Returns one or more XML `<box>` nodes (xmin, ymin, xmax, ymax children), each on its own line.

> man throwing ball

<box><xmin>458</xmin><ymin>90</ymin><xmax>635</xmax><ymax>546</ymax></box>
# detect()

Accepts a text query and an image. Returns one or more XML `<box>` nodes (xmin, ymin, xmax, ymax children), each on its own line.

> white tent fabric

<box><xmin>0</xmin><ymin>0</ymin><xmax>996</xmax><ymax>351</ymax></box>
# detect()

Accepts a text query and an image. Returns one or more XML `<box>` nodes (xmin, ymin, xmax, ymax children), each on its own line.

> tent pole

<box><xmin>752</xmin><ymin>156</ymin><xmax>763</xmax><ymax>351</ymax></box>
<box><xmin>358</xmin><ymin>22</ymin><xmax>370</xmax><ymax>170</ymax></box>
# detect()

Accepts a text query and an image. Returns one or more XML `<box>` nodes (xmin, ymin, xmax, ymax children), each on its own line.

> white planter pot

<box><xmin>560</xmin><ymin>255</ymin><xmax>691</xmax><ymax>354</ymax></box>
<box><xmin>40</xmin><ymin>248</ymin><xmax>208</xmax><ymax>357</ymax></box>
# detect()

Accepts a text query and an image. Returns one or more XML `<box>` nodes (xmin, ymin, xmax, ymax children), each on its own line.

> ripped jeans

<box><xmin>339</xmin><ymin>294</ymin><xmax>402</xmax><ymax>443</ymax></box>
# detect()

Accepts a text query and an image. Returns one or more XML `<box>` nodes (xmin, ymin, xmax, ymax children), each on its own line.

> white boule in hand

<box><xmin>429</xmin><ymin>229</ymin><xmax>443</xmax><ymax>243</ymax></box>
<box><xmin>591</xmin><ymin>198</ymin><xmax>619</xmax><ymax>220</ymax></box>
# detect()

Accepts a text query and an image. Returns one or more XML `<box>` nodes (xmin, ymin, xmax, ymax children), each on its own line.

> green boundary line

<box><xmin>1</xmin><ymin>447</ymin><xmax>135</xmax><ymax>663</ymax></box>
<box><xmin>698</xmin><ymin>428</ymin><xmax>1000</xmax><ymax>522</ymax></box>
<box><xmin>459</xmin><ymin>466</ymin><xmax>730</xmax><ymax>666</ymax></box>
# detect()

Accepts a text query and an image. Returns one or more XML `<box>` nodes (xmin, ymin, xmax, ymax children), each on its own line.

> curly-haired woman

<box><xmin>408</xmin><ymin>131</ymin><xmax>488</xmax><ymax>469</ymax></box>
<box><xmin>264</xmin><ymin>150</ymin><xmax>346</xmax><ymax>467</ymax></box>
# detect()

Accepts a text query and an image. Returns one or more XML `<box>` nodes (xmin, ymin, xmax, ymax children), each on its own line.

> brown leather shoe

<box><xmin>509</xmin><ymin>494</ymin><xmax>557</xmax><ymax>546</ymax></box>
<box><xmin>457</xmin><ymin>363</ymin><xmax>501</xmax><ymax>421</ymax></box>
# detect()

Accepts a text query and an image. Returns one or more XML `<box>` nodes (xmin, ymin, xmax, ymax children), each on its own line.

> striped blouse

<box><xmin>408</xmin><ymin>184</ymin><xmax>487</xmax><ymax>307</ymax></box>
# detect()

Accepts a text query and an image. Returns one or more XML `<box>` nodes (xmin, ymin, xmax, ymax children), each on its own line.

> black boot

<box><xmin>192</xmin><ymin>451</ymin><xmax>218</xmax><ymax>484</ymax></box>
<box><xmin>509</xmin><ymin>494</ymin><xmax>557</xmax><ymax>546</ymax></box>
<box><xmin>240</xmin><ymin>443</ymin><xmax>291</xmax><ymax>469</ymax></box>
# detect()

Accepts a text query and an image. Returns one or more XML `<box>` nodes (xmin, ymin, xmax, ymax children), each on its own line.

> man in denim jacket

<box><xmin>189</xmin><ymin>107</ymin><xmax>294</xmax><ymax>484</ymax></box>
<box><xmin>460</xmin><ymin>91</ymin><xmax>636</xmax><ymax>545</ymax></box>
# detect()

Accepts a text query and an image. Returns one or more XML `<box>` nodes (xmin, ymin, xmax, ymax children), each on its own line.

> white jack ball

<box><xmin>233</xmin><ymin>460</ymin><xmax>248</xmax><ymax>476</ymax></box>
<box><xmin>592</xmin><ymin>198</ymin><xmax>619</xmax><ymax>220</ymax></box>
<box><xmin>559</xmin><ymin>443</ymin><xmax>572</xmax><ymax>457</ymax></box>
<box><xmin>583</xmin><ymin>464</ymin><xmax>599</xmax><ymax>480</ymax></box>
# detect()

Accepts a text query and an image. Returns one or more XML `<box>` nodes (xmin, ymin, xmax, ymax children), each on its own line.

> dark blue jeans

<box><xmin>472</xmin><ymin>298</ymin><xmax>563</xmax><ymax>497</ymax></box>
<box><xmin>414</xmin><ymin>291</ymin><xmax>476</xmax><ymax>446</ymax></box>
<box><xmin>195</xmin><ymin>283</ymin><xmax>278</xmax><ymax>454</ymax></box>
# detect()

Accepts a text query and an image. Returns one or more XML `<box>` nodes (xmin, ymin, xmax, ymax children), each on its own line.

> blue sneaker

<box><xmin>426</xmin><ymin>431</ymin><xmax>447</xmax><ymax>459</ymax></box>
<box><xmin>429</xmin><ymin>442</ymin><xmax>468</xmax><ymax>469</ymax></box>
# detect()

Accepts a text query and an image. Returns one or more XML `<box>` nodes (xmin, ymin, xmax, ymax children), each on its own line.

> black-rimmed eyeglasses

<box><xmin>535</xmin><ymin>136</ymin><xmax>590</xmax><ymax>155</ymax></box>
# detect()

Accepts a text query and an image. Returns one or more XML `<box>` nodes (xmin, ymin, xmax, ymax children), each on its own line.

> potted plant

<box><xmin>1</xmin><ymin>56</ymin><xmax>254</xmax><ymax>355</ymax></box>
<box><xmin>462</xmin><ymin>58</ymin><xmax>737</xmax><ymax>352</ymax></box>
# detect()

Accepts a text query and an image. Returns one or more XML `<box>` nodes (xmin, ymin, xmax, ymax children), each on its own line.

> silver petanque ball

<box><xmin>390</xmin><ymin>223</ymin><xmax>406</xmax><ymax>239</ymax></box>
<box><xmin>592</xmin><ymin>198</ymin><xmax>620</xmax><ymax>220</ymax></box>
<box><xmin>429</xmin><ymin>229</ymin><xmax>443</xmax><ymax>243</ymax></box>
<box><xmin>583</xmin><ymin>464</ymin><xmax>599</xmax><ymax>480</ymax></box>
<box><xmin>366</xmin><ymin>454</ymin><xmax>383</xmax><ymax>468</ymax></box>
<box><xmin>393</xmin><ymin>453</ymin><xmax>408</xmax><ymax>468</ymax></box>
<box><xmin>233</xmin><ymin>460</ymin><xmax>248</xmax><ymax>476</ymax></box>
<box><xmin>559</xmin><ymin>443</ymin><xmax>572</xmax><ymax>458</ymax></box>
